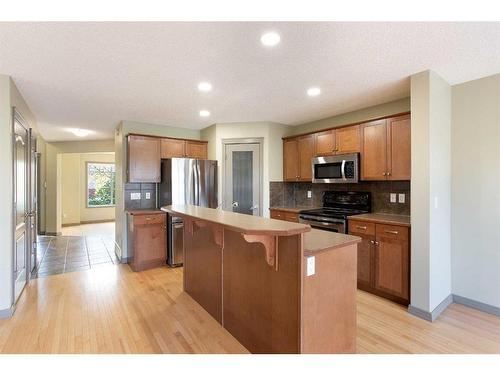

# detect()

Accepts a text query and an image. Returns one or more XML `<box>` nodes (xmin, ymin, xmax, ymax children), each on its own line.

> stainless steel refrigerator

<box><xmin>159</xmin><ymin>158</ymin><xmax>218</xmax><ymax>266</ymax></box>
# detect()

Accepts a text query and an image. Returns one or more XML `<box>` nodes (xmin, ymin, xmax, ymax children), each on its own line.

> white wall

<box><xmin>451</xmin><ymin>73</ymin><xmax>500</xmax><ymax>309</ymax></box>
<box><xmin>410</xmin><ymin>70</ymin><xmax>452</xmax><ymax>314</ymax></box>
<box><xmin>201</xmin><ymin>122</ymin><xmax>290</xmax><ymax>218</ymax></box>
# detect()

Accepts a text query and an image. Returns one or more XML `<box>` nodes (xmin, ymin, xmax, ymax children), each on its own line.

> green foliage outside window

<box><xmin>87</xmin><ymin>163</ymin><xmax>116</xmax><ymax>207</ymax></box>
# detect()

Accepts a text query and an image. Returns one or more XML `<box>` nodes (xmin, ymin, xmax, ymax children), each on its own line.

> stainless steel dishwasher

<box><xmin>167</xmin><ymin>215</ymin><xmax>184</xmax><ymax>267</ymax></box>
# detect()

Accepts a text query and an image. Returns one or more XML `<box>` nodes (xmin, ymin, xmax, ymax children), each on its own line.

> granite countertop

<box><xmin>303</xmin><ymin>229</ymin><xmax>361</xmax><ymax>256</ymax></box>
<box><xmin>269</xmin><ymin>206</ymin><xmax>318</xmax><ymax>213</ymax></box>
<box><xmin>163</xmin><ymin>205</ymin><xmax>311</xmax><ymax>236</ymax></box>
<box><xmin>347</xmin><ymin>213</ymin><xmax>411</xmax><ymax>227</ymax></box>
<box><xmin>126</xmin><ymin>209</ymin><xmax>165</xmax><ymax>215</ymax></box>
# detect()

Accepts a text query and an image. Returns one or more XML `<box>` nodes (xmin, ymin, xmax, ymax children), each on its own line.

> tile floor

<box><xmin>35</xmin><ymin>223</ymin><xmax>119</xmax><ymax>278</ymax></box>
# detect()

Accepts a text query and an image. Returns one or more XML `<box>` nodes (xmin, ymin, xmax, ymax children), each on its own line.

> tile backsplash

<box><xmin>270</xmin><ymin>180</ymin><xmax>410</xmax><ymax>215</ymax></box>
<box><xmin>124</xmin><ymin>183</ymin><xmax>157</xmax><ymax>210</ymax></box>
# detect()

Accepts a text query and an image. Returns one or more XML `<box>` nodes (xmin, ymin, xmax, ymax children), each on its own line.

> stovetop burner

<box><xmin>300</xmin><ymin>191</ymin><xmax>371</xmax><ymax>219</ymax></box>
<box><xmin>300</xmin><ymin>207</ymin><xmax>369</xmax><ymax>219</ymax></box>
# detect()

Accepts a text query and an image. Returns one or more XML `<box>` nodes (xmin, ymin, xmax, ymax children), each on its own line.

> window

<box><xmin>87</xmin><ymin>162</ymin><xmax>116</xmax><ymax>207</ymax></box>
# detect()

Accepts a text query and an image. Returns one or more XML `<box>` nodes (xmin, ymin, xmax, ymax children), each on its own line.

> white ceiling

<box><xmin>1</xmin><ymin>22</ymin><xmax>499</xmax><ymax>141</ymax></box>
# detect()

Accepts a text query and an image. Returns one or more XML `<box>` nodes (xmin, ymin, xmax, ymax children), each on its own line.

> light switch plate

<box><xmin>390</xmin><ymin>193</ymin><xmax>397</xmax><ymax>203</ymax></box>
<box><xmin>398</xmin><ymin>193</ymin><xmax>405</xmax><ymax>203</ymax></box>
<box><xmin>307</xmin><ymin>190</ymin><xmax>312</xmax><ymax>198</ymax></box>
<box><xmin>130</xmin><ymin>192</ymin><xmax>141</xmax><ymax>200</ymax></box>
<box><xmin>145</xmin><ymin>192</ymin><xmax>151</xmax><ymax>200</ymax></box>
<box><xmin>306</xmin><ymin>256</ymin><xmax>315</xmax><ymax>276</ymax></box>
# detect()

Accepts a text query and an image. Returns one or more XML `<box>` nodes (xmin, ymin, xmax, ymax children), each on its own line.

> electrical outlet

<box><xmin>130</xmin><ymin>192</ymin><xmax>141</xmax><ymax>200</ymax></box>
<box><xmin>434</xmin><ymin>196</ymin><xmax>439</xmax><ymax>209</ymax></box>
<box><xmin>390</xmin><ymin>193</ymin><xmax>397</xmax><ymax>203</ymax></box>
<box><xmin>306</xmin><ymin>256</ymin><xmax>315</xmax><ymax>276</ymax></box>
<box><xmin>145</xmin><ymin>192</ymin><xmax>151</xmax><ymax>199</ymax></box>
<box><xmin>307</xmin><ymin>190</ymin><xmax>312</xmax><ymax>198</ymax></box>
<box><xmin>398</xmin><ymin>193</ymin><xmax>405</xmax><ymax>203</ymax></box>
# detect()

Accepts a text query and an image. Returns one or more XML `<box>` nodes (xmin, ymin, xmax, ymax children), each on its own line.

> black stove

<box><xmin>299</xmin><ymin>191</ymin><xmax>371</xmax><ymax>233</ymax></box>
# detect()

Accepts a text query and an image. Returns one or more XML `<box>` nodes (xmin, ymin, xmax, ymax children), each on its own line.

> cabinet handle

<box><xmin>382</xmin><ymin>172</ymin><xmax>387</xmax><ymax>176</ymax></box>
<box><xmin>370</xmin><ymin>240</ymin><xmax>375</xmax><ymax>244</ymax></box>
<box><xmin>384</xmin><ymin>230</ymin><xmax>399</xmax><ymax>235</ymax></box>
<box><xmin>387</xmin><ymin>172</ymin><xmax>391</xmax><ymax>176</ymax></box>
<box><xmin>375</xmin><ymin>241</ymin><xmax>379</xmax><ymax>246</ymax></box>
<box><xmin>356</xmin><ymin>225</ymin><xmax>367</xmax><ymax>230</ymax></box>
<box><xmin>146</xmin><ymin>217</ymin><xmax>151</xmax><ymax>221</ymax></box>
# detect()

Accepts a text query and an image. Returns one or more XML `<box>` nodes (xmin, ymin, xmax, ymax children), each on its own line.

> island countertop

<box><xmin>162</xmin><ymin>204</ymin><xmax>311</xmax><ymax>236</ymax></box>
<box><xmin>303</xmin><ymin>229</ymin><xmax>361</xmax><ymax>256</ymax></box>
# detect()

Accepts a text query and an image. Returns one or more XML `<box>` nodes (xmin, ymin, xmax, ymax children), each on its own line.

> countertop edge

<box><xmin>347</xmin><ymin>213</ymin><xmax>411</xmax><ymax>227</ymax></box>
<box><xmin>303</xmin><ymin>237</ymin><xmax>361</xmax><ymax>257</ymax></box>
<box><xmin>126</xmin><ymin>209</ymin><xmax>165</xmax><ymax>215</ymax></box>
<box><xmin>162</xmin><ymin>206</ymin><xmax>312</xmax><ymax>236</ymax></box>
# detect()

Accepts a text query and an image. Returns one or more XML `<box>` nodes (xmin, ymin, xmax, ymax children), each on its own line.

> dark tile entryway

<box><xmin>34</xmin><ymin>234</ymin><xmax>120</xmax><ymax>278</ymax></box>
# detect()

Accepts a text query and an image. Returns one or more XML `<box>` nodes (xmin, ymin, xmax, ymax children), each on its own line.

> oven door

<box><xmin>299</xmin><ymin>215</ymin><xmax>346</xmax><ymax>233</ymax></box>
<box><xmin>312</xmin><ymin>153</ymin><xmax>359</xmax><ymax>183</ymax></box>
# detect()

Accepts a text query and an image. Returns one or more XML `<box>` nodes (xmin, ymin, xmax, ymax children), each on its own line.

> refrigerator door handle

<box><xmin>193</xmin><ymin>160</ymin><xmax>199</xmax><ymax>205</ymax></box>
<box><xmin>197</xmin><ymin>161</ymin><xmax>202</xmax><ymax>206</ymax></box>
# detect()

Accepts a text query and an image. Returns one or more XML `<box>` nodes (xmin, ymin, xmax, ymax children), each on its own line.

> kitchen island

<box><xmin>162</xmin><ymin>205</ymin><xmax>361</xmax><ymax>354</ymax></box>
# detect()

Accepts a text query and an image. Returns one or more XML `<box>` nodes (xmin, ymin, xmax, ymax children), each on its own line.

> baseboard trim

<box><xmin>453</xmin><ymin>294</ymin><xmax>500</xmax><ymax>317</ymax></box>
<box><xmin>0</xmin><ymin>306</ymin><xmax>14</xmax><ymax>319</ymax></box>
<box><xmin>45</xmin><ymin>231</ymin><xmax>62</xmax><ymax>236</ymax></box>
<box><xmin>121</xmin><ymin>256</ymin><xmax>131</xmax><ymax>264</ymax></box>
<box><xmin>62</xmin><ymin>223</ymin><xmax>80</xmax><ymax>227</ymax></box>
<box><xmin>408</xmin><ymin>294</ymin><xmax>454</xmax><ymax>322</ymax></box>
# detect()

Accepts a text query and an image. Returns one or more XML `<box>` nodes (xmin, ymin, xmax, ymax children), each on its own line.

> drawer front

<box><xmin>376</xmin><ymin>224</ymin><xmax>408</xmax><ymax>241</ymax></box>
<box><xmin>285</xmin><ymin>212</ymin><xmax>299</xmax><ymax>223</ymax></box>
<box><xmin>270</xmin><ymin>209</ymin><xmax>285</xmax><ymax>220</ymax></box>
<box><xmin>348</xmin><ymin>220</ymin><xmax>376</xmax><ymax>236</ymax></box>
<box><xmin>134</xmin><ymin>214</ymin><xmax>166</xmax><ymax>226</ymax></box>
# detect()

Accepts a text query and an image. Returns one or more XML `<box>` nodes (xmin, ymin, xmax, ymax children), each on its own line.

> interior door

<box><xmin>29</xmin><ymin>130</ymin><xmax>38</xmax><ymax>273</ymax></box>
<box><xmin>13</xmin><ymin>112</ymin><xmax>29</xmax><ymax>302</ymax></box>
<box><xmin>224</xmin><ymin>143</ymin><xmax>261</xmax><ymax>216</ymax></box>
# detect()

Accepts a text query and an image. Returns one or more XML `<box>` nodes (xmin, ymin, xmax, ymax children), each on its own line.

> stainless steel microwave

<box><xmin>312</xmin><ymin>153</ymin><xmax>359</xmax><ymax>183</ymax></box>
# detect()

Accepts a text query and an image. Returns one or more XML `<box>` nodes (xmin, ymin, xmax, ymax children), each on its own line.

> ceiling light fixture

<box><xmin>69</xmin><ymin>128</ymin><xmax>91</xmax><ymax>137</ymax></box>
<box><xmin>307</xmin><ymin>87</ymin><xmax>321</xmax><ymax>97</ymax></box>
<box><xmin>199</xmin><ymin>110</ymin><xmax>210</xmax><ymax>117</ymax></box>
<box><xmin>260</xmin><ymin>32</ymin><xmax>281</xmax><ymax>47</ymax></box>
<box><xmin>197</xmin><ymin>82</ymin><xmax>212</xmax><ymax>92</ymax></box>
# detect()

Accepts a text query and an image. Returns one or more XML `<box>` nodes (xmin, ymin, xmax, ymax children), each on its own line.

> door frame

<box><xmin>222</xmin><ymin>138</ymin><xmax>263</xmax><ymax>216</ymax></box>
<box><xmin>11</xmin><ymin>107</ymin><xmax>31</xmax><ymax>307</ymax></box>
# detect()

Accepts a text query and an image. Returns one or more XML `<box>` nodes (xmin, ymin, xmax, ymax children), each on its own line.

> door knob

<box><xmin>232</xmin><ymin>201</ymin><xmax>239</xmax><ymax>207</ymax></box>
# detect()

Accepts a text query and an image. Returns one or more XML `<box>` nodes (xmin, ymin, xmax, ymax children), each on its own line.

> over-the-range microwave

<box><xmin>312</xmin><ymin>153</ymin><xmax>359</xmax><ymax>183</ymax></box>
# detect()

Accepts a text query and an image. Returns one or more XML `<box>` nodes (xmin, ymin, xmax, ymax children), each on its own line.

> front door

<box><xmin>223</xmin><ymin>143</ymin><xmax>261</xmax><ymax>216</ymax></box>
<box><xmin>13</xmin><ymin>111</ymin><xmax>29</xmax><ymax>301</ymax></box>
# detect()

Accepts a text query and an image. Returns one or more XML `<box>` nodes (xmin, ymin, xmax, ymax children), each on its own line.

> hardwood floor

<box><xmin>1</xmin><ymin>264</ymin><xmax>499</xmax><ymax>354</ymax></box>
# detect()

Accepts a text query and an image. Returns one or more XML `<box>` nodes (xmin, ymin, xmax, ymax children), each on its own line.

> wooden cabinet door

<box><xmin>356</xmin><ymin>233</ymin><xmax>375</xmax><ymax>290</ymax></box>
<box><xmin>186</xmin><ymin>141</ymin><xmax>208</xmax><ymax>159</ymax></box>
<box><xmin>128</xmin><ymin>135</ymin><xmax>161</xmax><ymax>183</ymax></box>
<box><xmin>132</xmin><ymin>214</ymin><xmax>166</xmax><ymax>272</ymax></box>
<box><xmin>387</xmin><ymin>115</ymin><xmax>411</xmax><ymax>180</ymax></box>
<box><xmin>315</xmin><ymin>130</ymin><xmax>335</xmax><ymax>156</ymax></box>
<box><xmin>161</xmin><ymin>138</ymin><xmax>185</xmax><ymax>158</ymax></box>
<box><xmin>298</xmin><ymin>135</ymin><xmax>314</xmax><ymax>181</ymax></box>
<box><xmin>361</xmin><ymin>120</ymin><xmax>388</xmax><ymax>180</ymax></box>
<box><xmin>336</xmin><ymin>125</ymin><xmax>360</xmax><ymax>155</ymax></box>
<box><xmin>283</xmin><ymin>138</ymin><xmax>299</xmax><ymax>181</ymax></box>
<box><xmin>374</xmin><ymin>224</ymin><xmax>409</xmax><ymax>301</ymax></box>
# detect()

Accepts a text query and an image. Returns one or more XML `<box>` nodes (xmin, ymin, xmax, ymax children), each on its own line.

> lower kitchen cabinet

<box><xmin>349</xmin><ymin>219</ymin><xmax>410</xmax><ymax>305</ymax></box>
<box><xmin>127</xmin><ymin>212</ymin><xmax>167</xmax><ymax>272</ymax></box>
<box><xmin>269</xmin><ymin>208</ymin><xmax>300</xmax><ymax>223</ymax></box>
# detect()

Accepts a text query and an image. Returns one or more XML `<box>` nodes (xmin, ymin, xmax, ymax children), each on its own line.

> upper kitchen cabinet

<box><xmin>283</xmin><ymin>135</ymin><xmax>314</xmax><ymax>181</ymax></box>
<box><xmin>335</xmin><ymin>125</ymin><xmax>360</xmax><ymax>155</ymax></box>
<box><xmin>314</xmin><ymin>125</ymin><xmax>360</xmax><ymax>156</ymax></box>
<box><xmin>361</xmin><ymin>114</ymin><xmax>411</xmax><ymax>181</ymax></box>
<box><xmin>283</xmin><ymin>138</ymin><xmax>299</xmax><ymax>181</ymax></box>
<box><xmin>387</xmin><ymin>114</ymin><xmax>411</xmax><ymax>180</ymax></box>
<box><xmin>161</xmin><ymin>138</ymin><xmax>185</xmax><ymax>158</ymax></box>
<box><xmin>127</xmin><ymin>135</ymin><xmax>161</xmax><ymax>183</ymax></box>
<box><xmin>185</xmin><ymin>140</ymin><xmax>208</xmax><ymax>159</ymax></box>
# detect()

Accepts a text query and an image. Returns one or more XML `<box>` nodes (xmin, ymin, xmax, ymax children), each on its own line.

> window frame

<box><xmin>85</xmin><ymin>161</ymin><xmax>116</xmax><ymax>208</ymax></box>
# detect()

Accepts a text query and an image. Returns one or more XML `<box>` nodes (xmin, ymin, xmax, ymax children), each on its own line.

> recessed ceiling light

<box><xmin>199</xmin><ymin>110</ymin><xmax>210</xmax><ymax>118</ymax></box>
<box><xmin>307</xmin><ymin>87</ymin><xmax>321</xmax><ymax>97</ymax></box>
<box><xmin>260</xmin><ymin>32</ymin><xmax>281</xmax><ymax>47</ymax></box>
<box><xmin>68</xmin><ymin>128</ymin><xmax>91</xmax><ymax>137</ymax></box>
<box><xmin>197</xmin><ymin>82</ymin><xmax>212</xmax><ymax>92</ymax></box>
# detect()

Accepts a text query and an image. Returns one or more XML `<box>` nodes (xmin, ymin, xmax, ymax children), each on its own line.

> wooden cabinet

<box><xmin>283</xmin><ymin>135</ymin><xmax>314</xmax><ymax>181</ymax></box>
<box><xmin>127</xmin><ymin>212</ymin><xmax>167</xmax><ymax>272</ymax></box>
<box><xmin>185</xmin><ymin>140</ymin><xmax>208</xmax><ymax>159</ymax></box>
<box><xmin>127</xmin><ymin>135</ymin><xmax>161</xmax><ymax>183</ymax></box>
<box><xmin>314</xmin><ymin>125</ymin><xmax>360</xmax><ymax>156</ymax></box>
<box><xmin>269</xmin><ymin>209</ymin><xmax>299</xmax><ymax>223</ymax></box>
<box><xmin>283</xmin><ymin>138</ymin><xmax>299</xmax><ymax>181</ymax></box>
<box><xmin>387</xmin><ymin>115</ymin><xmax>411</xmax><ymax>180</ymax></box>
<box><xmin>348</xmin><ymin>219</ymin><xmax>410</xmax><ymax>305</ymax></box>
<box><xmin>161</xmin><ymin>138</ymin><xmax>185</xmax><ymax>158</ymax></box>
<box><xmin>361</xmin><ymin>114</ymin><xmax>411</xmax><ymax>181</ymax></box>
